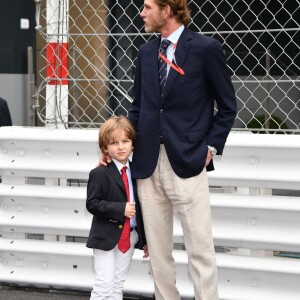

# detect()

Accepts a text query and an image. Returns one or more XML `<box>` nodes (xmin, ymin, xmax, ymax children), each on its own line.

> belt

<box><xmin>130</xmin><ymin>226</ymin><xmax>137</xmax><ymax>232</ymax></box>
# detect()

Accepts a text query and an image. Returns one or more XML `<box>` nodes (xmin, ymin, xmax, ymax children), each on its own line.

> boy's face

<box><xmin>105</xmin><ymin>129</ymin><xmax>133</xmax><ymax>165</ymax></box>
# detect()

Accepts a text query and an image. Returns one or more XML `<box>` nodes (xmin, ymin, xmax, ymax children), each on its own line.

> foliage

<box><xmin>246</xmin><ymin>114</ymin><xmax>289</xmax><ymax>134</ymax></box>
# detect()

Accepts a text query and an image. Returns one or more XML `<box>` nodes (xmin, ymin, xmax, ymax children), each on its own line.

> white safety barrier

<box><xmin>1</xmin><ymin>126</ymin><xmax>300</xmax><ymax>300</ymax></box>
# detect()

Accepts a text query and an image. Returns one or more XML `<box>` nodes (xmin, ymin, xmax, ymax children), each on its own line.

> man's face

<box><xmin>140</xmin><ymin>0</ymin><xmax>166</xmax><ymax>33</ymax></box>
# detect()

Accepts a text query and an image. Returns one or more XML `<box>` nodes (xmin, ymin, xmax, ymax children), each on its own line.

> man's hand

<box><xmin>205</xmin><ymin>148</ymin><xmax>212</xmax><ymax>167</ymax></box>
<box><xmin>99</xmin><ymin>154</ymin><xmax>112</xmax><ymax>166</ymax></box>
<box><xmin>143</xmin><ymin>245</ymin><xmax>149</xmax><ymax>258</ymax></box>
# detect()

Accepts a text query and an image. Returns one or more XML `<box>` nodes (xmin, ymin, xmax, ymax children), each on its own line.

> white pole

<box><xmin>45</xmin><ymin>0</ymin><xmax>69</xmax><ymax>128</ymax></box>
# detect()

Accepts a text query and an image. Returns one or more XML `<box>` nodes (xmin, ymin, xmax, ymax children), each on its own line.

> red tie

<box><xmin>118</xmin><ymin>166</ymin><xmax>131</xmax><ymax>253</ymax></box>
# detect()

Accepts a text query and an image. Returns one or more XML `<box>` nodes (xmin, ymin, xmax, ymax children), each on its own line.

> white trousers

<box><xmin>137</xmin><ymin>145</ymin><xmax>218</xmax><ymax>300</ymax></box>
<box><xmin>90</xmin><ymin>230</ymin><xmax>138</xmax><ymax>300</ymax></box>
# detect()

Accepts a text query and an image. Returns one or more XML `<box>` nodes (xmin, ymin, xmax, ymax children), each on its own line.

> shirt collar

<box><xmin>161</xmin><ymin>24</ymin><xmax>185</xmax><ymax>46</ymax></box>
<box><xmin>112</xmin><ymin>158</ymin><xmax>130</xmax><ymax>174</ymax></box>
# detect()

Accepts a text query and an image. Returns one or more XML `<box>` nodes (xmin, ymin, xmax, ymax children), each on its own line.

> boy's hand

<box><xmin>143</xmin><ymin>245</ymin><xmax>149</xmax><ymax>258</ymax></box>
<box><xmin>124</xmin><ymin>203</ymin><xmax>136</xmax><ymax>218</ymax></box>
<box><xmin>98</xmin><ymin>154</ymin><xmax>112</xmax><ymax>166</ymax></box>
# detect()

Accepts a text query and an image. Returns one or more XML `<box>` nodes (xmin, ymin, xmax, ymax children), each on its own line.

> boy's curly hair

<box><xmin>98</xmin><ymin>115</ymin><xmax>135</xmax><ymax>154</ymax></box>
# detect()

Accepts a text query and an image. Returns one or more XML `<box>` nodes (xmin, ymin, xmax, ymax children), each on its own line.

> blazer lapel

<box><xmin>162</xmin><ymin>28</ymin><xmax>192</xmax><ymax>102</ymax></box>
<box><xmin>149</xmin><ymin>38</ymin><xmax>161</xmax><ymax>100</ymax></box>
<box><xmin>106</xmin><ymin>162</ymin><xmax>125</xmax><ymax>193</ymax></box>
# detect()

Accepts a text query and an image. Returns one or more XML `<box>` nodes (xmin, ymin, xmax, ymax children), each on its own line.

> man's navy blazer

<box><xmin>86</xmin><ymin>162</ymin><xmax>146</xmax><ymax>251</ymax></box>
<box><xmin>128</xmin><ymin>27</ymin><xmax>237</xmax><ymax>179</ymax></box>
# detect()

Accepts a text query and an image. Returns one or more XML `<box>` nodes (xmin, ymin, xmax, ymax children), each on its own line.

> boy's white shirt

<box><xmin>112</xmin><ymin>158</ymin><xmax>137</xmax><ymax>228</ymax></box>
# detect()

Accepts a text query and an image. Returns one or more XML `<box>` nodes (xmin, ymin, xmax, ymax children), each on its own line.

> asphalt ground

<box><xmin>0</xmin><ymin>286</ymin><xmax>153</xmax><ymax>300</ymax></box>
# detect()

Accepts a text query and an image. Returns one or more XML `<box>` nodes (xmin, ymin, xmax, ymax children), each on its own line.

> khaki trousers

<box><xmin>137</xmin><ymin>145</ymin><xmax>218</xmax><ymax>300</ymax></box>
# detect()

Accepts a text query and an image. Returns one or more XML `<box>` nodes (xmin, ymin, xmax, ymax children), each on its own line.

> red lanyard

<box><xmin>159</xmin><ymin>42</ymin><xmax>185</xmax><ymax>75</ymax></box>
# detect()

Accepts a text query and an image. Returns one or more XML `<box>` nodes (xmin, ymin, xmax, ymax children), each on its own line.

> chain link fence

<box><xmin>34</xmin><ymin>0</ymin><xmax>300</xmax><ymax>133</ymax></box>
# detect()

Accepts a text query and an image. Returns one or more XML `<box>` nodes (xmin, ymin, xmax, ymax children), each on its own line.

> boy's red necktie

<box><xmin>118</xmin><ymin>166</ymin><xmax>131</xmax><ymax>253</ymax></box>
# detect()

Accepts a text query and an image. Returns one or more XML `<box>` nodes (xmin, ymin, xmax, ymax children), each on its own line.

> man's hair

<box><xmin>98</xmin><ymin>115</ymin><xmax>135</xmax><ymax>153</ymax></box>
<box><xmin>156</xmin><ymin>0</ymin><xmax>191</xmax><ymax>26</ymax></box>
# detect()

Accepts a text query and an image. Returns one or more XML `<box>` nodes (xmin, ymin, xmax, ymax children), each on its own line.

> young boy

<box><xmin>86</xmin><ymin>115</ymin><xmax>148</xmax><ymax>300</ymax></box>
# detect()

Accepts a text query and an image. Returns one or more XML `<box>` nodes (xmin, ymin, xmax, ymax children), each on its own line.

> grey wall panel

<box><xmin>0</xmin><ymin>74</ymin><xmax>28</xmax><ymax>126</ymax></box>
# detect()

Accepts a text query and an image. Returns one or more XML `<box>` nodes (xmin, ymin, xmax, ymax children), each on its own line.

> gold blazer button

<box><xmin>118</xmin><ymin>225</ymin><xmax>123</xmax><ymax>229</ymax></box>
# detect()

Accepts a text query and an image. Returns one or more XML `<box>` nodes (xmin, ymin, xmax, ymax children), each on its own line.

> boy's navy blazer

<box><xmin>129</xmin><ymin>28</ymin><xmax>237</xmax><ymax>179</ymax></box>
<box><xmin>86</xmin><ymin>162</ymin><xmax>146</xmax><ymax>251</ymax></box>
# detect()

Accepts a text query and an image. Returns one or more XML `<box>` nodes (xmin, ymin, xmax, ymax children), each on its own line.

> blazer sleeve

<box><xmin>204</xmin><ymin>39</ymin><xmax>237</xmax><ymax>154</ymax></box>
<box><xmin>86</xmin><ymin>167</ymin><xmax>126</xmax><ymax>223</ymax></box>
<box><xmin>128</xmin><ymin>50</ymin><xmax>142</xmax><ymax>130</ymax></box>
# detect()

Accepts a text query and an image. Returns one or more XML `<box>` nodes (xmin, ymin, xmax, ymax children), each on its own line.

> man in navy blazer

<box><xmin>127</xmin><ymin>0</ymin><xmax>237</xmax><ymax>299</ymax></box>
<box><xmin>0</xmin><ymin>97</ymin><xmax>12</xmax><ymax>126</ymax></box>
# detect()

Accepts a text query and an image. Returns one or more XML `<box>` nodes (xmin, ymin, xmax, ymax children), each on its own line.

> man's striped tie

<box><xmin>158</xmin><ymin>39</ymin><xmax>171</xmax><ymax>98</ymax></box>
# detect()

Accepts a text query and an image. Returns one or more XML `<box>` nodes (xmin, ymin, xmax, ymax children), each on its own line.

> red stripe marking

<box><xmin>46</xmin><ymin>42</ymin><xmax>68</xmax><ymax>85</ymax></box>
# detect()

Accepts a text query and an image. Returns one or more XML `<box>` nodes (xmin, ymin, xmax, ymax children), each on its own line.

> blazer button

<box><xmin>118</xmin><ymin>225</ymin><xmax>123</xmax><ymax>230</ymax></box>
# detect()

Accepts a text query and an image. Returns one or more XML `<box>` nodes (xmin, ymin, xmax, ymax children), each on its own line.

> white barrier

<box><xmin>174</xmin><ymin>193</ymin><xmax>300</xmax><ymax>253</ymax></box>
<box><xmin>1</xmin><ymin>126</ymin><xmax>300</xmax><ymax>299</ymax></box>
<box><xmin>210</xmin><ymin>132</ymin><xmax>300</xmax><ymax>190</ymax></box>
